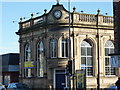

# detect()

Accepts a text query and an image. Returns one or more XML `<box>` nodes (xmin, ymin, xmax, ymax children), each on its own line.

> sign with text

<box><xmin>110</xmin><ymin>56</ymin><xmax>119</xmax><ymax>67</ymax></box>
<box><xmin>24</xmin><ymin>61</ymin><xmax>34</xmax><ymax>69</ymax></box>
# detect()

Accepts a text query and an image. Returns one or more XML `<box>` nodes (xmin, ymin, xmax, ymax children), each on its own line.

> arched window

<box><xmin>81</xmin><ymin>40</ymin><xmax>93</xmax><ymax>76</ymax></box>
<box><xmin>24</xmin><ymin>43</ymin><xmax>32</xmax><ymax>77</ymax></box>
<box><xmin>25</xmin><ymin>44</ymin><xmax>31</xmax><ymax>61</ymax></box>
<box><xmin>37</xmin><ymin>41</ymin><xmax>44</xmax><ymax>77</ymax></box>
<box><xmin>61</xmin><ymin>38</ymin><xmax>69</xmax><ymax>58</ymax></box>
<box><xmin>50</xmin><ymin>39</ymin><xmax>57</xmax><ymax>58</ymax></box>
<box><xmin>105</xmin><ymin>40</ymin><xmax>115</xmax><ymax>75</ymax></box>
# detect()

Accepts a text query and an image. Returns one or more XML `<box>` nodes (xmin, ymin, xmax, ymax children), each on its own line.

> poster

<box><xmin>76</xmin><ymin>70</ymin><xmax>86</xmax><ymax>89</ymax></box>
<box><xmin>24</xmin><ymin>61</ymin><xmax>34</xmax><ymax>68</ymax></box>
<box><xmin>110</xmin><ymin>56</ymin><xmax>118</xmax><ymax>67</ymax></box>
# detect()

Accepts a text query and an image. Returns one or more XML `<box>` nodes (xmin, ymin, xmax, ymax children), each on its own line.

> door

<box><xmin>55</xmin><ymin>70</ymin><xmax>65</xmax><ymax>89</ymax></box>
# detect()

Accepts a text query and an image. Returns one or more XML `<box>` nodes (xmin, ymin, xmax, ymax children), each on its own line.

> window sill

<box><xmin>48</xmin><ymin>57</ymin><xmax>69</xmax><ymax>59</ymax></box>
<box><xmin>50</xmin><ymin>57</ymin><xmax>57</xmax><ymax>59</ymax></box>
<box><xmin>24</xmin><ymin>76</ymin><xmax>47</xmax><ymax>79</ymax></box>
<box><xmin>36</xmin><ymin>76</ymin><xmax>47</xmax><ymax>78</ymax></box>
<box><xmin>105</xmin><ymin>75</ymin><xmax>117</xmax><ymax>77</ymax></box>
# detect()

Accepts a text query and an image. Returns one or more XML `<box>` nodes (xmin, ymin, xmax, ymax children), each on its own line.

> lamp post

<box><xmin>96</xmin><ymin>9</ymin><xmax>100</xmax><ymax>90</ymax></box>
<box><xmin>68</xmin><ymin>0</ymin><xmax>71</xmax><ymax>60</ymax></box>
<box><xmin>68</xmin><ymin>0</ymin><xmax>75</xmax><ymax>89</ymax></box>
<box><xmin>72</xmin><ymin>6</ymin><xmax>76</xmax><ymax>90</ymax></box>
<box><xmin>68</xmin><ymin>0</ymin><xmax>71</xmax><ymax>89</ymax></box>
<box><xmin>68</xmin><ymin>0</ymin><xmax>76</xmax><ymax>89</ymax></box>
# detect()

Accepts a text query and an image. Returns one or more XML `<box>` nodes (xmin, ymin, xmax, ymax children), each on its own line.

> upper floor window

<box><xmin>81</xmin><ymin>40</ymin><xmax>93</xmax><ymax>76</ymax></box>
<box><xmin>37</xmin><ymin>41</ymin><xmax>44</xmax><ymax>77</ymax></box>
<box><xmin>61</xmin><ymin>38</ymin><xmax>69</xmax><ymax>58</ymax></box>
<box><xmin>25</xmin><ymin>44</ymin><xmax>31</xmax><ymax>61</ymax></box>
<box><xmin>50</xmin><ymin>39</ymin><xmax>57</xmax><ymax>58</ymax></box>
<box><xmin>105</xmin><ymin>40</ymin><xmax>115</xmax><ymax>76</ymax></box>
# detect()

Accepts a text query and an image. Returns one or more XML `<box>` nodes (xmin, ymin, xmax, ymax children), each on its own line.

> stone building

<box><xmin>16</xmin><ymin>3</ymin><xmax>118</xmax><ymax>89</ymax></box>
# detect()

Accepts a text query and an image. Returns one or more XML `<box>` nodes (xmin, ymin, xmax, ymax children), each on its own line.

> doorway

<box><xmin>54</xmin><ymin>70</ymin><xmax>66</xmax><ymax>89</ymax></box>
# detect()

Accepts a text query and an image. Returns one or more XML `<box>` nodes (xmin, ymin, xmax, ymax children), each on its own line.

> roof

<box><xmin>1</xmin><ymin>53</ymin><xmax>19</xmax><ymax>65</ymax></box>
<box><xmin>0</xmin><ymin>53</ymin><xmax>19</xmax><ymax>72</ymax></box>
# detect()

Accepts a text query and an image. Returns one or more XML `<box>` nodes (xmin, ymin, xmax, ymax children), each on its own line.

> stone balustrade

<box><xmin>73</xmin><ymin>13</ymin><xmax>113</xmax><ymax>25</ymax></box>
<box><xmin>78</xmin><ymin>14</ymin><xmax>96</xmax><ymax>22</ymax></box>
<box><xmin>103</xmin><ymin>16</ymin><xmax>113</xmax><ymax>23</ymax></box>
<box><xmin>20</xmin><ymin>13</ymin><xmax>113</xmax><ymax>29</ymax></box>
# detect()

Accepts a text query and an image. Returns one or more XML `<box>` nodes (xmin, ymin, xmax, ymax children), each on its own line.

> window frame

<box><xmin>36</xmin><ymin>41</ymin><xmax>44</xmax><ymax>77</ymax></box>
<box><xmin>61</xmin><ymin>38</ymin><xmax>69</xmax><ymax>58</ymax></box>
<box><xmin>24</xmin><ymin>43</ymin><xmax>32</xmax><ymax>77</ymax></box>
<box><xmin>50</xmin><ymin>38</ymin><xmax>57</xmax><ymax>58</ymax></box>
<box><xmin>105</xmin><ymin>40</ymin><xmax>115</xmax><ymax>76</ymax></box>
<box><xmin>81</xmin><ymin>40</ymin><xmax>94</xmax><ymax>76</ymax></box>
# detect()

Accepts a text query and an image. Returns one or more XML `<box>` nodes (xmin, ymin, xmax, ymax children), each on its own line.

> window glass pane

<box><xmin>87</xmin><ymin>57</ymin><xmax>93</xmax><ymax>66</ymax></box>
<box><xmin>50</xmin><ymin>44</ymin><xmax>53</xmax><ymax>57</ymax></box>
<box><xmin>87</xmin><ymin>67</ymin><xmax>93</xmax><ymax>76</ymax></box>
<box><xmin>81</xmin><ymin>41</ymin><xmax>86</xmax><ymax>46</ymax></box>
<box><xmin>54</xmin><ymin>43</ymin><xmax>57</xmax><ymax>57</ymax></box>
<box><xmin>87</xmin><ymin>47</ymin><xmax>92</xmax><ymax>56</ymax></box>
<box><xmin>105</xmin><ymin>67</ymin><xmax>109</xmax><ymax>75</ymax></box>
<box><xmin>105</xmin><ymin>48</ymin><xmax>109</xmax><ymax>56</ymax></box>
<box><xmin>81</xmin><ymin>47</ymin><xmax>86</xmax><ymax>56</ymax></box>
<box><xmin>105</xmin><ymin>40</ymin><xmax>114</xmax><ymax>47</ymax></box>
<box><xmin>81</xmin><ymin>57</ymin><xmax>86</xmax><ymax>65</ymax></box>
<box><xmin>111</xmin><ymin>67</ymin><xmax>116</xmax><ymax>75</ymax></box>
<box><xmin>62</xmin><ymin>43</ymin><xmax>65</xmax><ymax>57</ymax></box>
<box><xmin>81</xmin><ymin>41</ymin><xmax>91</xmax><ymax>46</ymax></box>
<box><xmin>25</xmin><ymin>44</ymin><xmax>31</xmax><ymax>61</ymax></box>
<box><xmin>110</xmin><ymin>48</ymin><xmax>114</xmax><ymax>54</ymax></box>
<box><xmin>40</xmin><ymin>42</ymin><xmax>44</xmax><ymax>51</ymax></box>
<box><xmin>105</xmin><ymin>58</ymin><xmax>109</xmax><ymax>66</ymax></box>
<box><xmin>66</xmin><ymin>41</ymin><xmax>68</xmax><ymax>57</ymax></box>
<box><xmin>62</xmin><ymin>39</ymin><xmax>68</xmax><ymax>57</ymax></box>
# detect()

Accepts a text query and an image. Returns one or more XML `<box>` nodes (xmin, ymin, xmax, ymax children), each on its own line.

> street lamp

<box><xmin>68</xmin><ymin>0</ymin><xmax>75</xmax><ymax>89</ymax></box>
<box><xmin>67</xmin><ymin>0</ymin><xmax>72</xmax><ymax>89</ymax></box>
<box><xmin>96</xmin><ymin>9</ymin><xmax>100</xmax><ymax>90</ymax></box>
<box><xmin>67</xmin><ymin>0</ymin><xmax>75</xmax><ymax>89</ymax></box>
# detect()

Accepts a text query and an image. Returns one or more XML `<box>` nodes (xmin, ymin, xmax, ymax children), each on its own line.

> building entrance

<box><xmin>55</xmin><ymin>70</ymin><xmax>66</xmax><ymax>89</ymax></box>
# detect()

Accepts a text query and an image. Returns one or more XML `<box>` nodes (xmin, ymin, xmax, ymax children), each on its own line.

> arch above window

<box><xmin>81</xmin><ymin>39</ymin><xmax>93</xmax><ymax>47</ymax></box>
<box><xmin>105</xmin><ymin>40</ymin><xmax>114</xmax><ymax>47</ymax></box>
